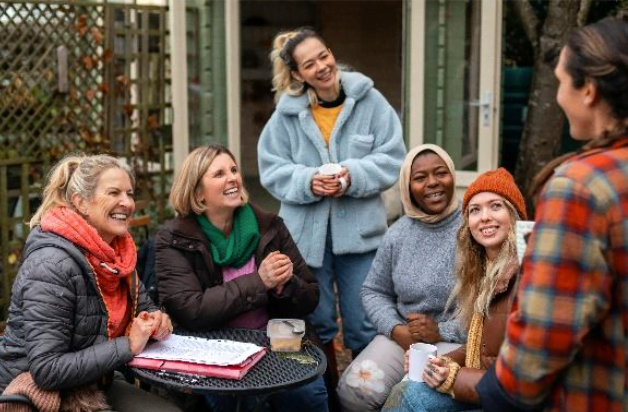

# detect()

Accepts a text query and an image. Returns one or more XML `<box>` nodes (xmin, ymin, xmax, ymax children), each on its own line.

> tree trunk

<box><xmin>513</xmin><ymin>0</ymin><xmax>581</xmax><ymax>216</ymax></box>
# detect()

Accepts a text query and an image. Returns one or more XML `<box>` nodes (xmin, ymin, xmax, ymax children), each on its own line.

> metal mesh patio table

<box><xmin>128</xmin><ymin>328</ymin><xmax>327</xmax><ymax>409</ymax></box>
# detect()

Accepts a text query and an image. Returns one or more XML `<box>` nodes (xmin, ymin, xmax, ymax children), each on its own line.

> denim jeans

<box><xmin>307</xmin><ymin>229</ymin><xmax>377</xmax><ymax>351</ymax></box>
<box><xmin>382</xmin><ymin>380</ymin><xmax>481</xmax><ymax>412</ymax></box>
<box><xmin>204</xmin><ymin>376</ymin><xmax>328</xmax><ymax>412</ymax></box>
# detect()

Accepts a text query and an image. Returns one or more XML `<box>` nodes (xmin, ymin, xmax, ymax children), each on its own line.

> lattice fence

<box><xmin>1</xmin><ymin>1</ymin><xmax>108</xmax><ymax>159</ymax></box>
<box><xmin>0</xmin><ymin>0</ymin><xmax>172</xmax><ymax>320</ymax></box>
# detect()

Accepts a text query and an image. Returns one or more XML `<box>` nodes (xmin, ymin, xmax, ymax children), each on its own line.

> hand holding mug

<box><xmin>311</xmin><ymin>173</ymin><xmax>340</xmax><ymax>197</ymax></box>
<box><xmin>330</xmin><ymin>168</ymin><xmax>351</xmax><ymax>197</ymax></box>
<box><xmin>312</xmin><ymin>164</ymin><xmax>349</xmax><ymax>197</ymax></box>
<box><xmin>404</xmin><ymin>349</ymin><xmax>410</xmax><ymax>374</ymax></box>
<box><xmin>423</xmin><ymin>356</ymin><xmax>450</xmax><ymax>388</ymax></box>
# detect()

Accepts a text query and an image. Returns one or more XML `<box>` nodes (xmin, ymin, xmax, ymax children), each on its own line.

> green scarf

<box><xmin>196</xmin><ymin>204</ymin><xmax>260</xmax><ymax>268</ymax></box>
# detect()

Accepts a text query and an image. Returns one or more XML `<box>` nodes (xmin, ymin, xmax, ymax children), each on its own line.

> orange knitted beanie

<box><xmin>462</xmin><ymin>168</ymin><xmax>527</xmax><ymax>220</ymax></box>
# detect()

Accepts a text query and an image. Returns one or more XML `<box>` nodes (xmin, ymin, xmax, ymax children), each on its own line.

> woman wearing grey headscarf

<box><xmin>337</xmin><ymin>144</ymin><xmax>465</xmax><ymax>412</ymax></box>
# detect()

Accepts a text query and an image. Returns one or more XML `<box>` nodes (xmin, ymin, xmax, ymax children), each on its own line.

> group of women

<box><xmin>0</xmin><ymin>14</ymin><xmax>626</xmax><ymax>412</ymax></box>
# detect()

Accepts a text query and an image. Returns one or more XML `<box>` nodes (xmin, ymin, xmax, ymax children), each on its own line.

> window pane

<box><xmin>423</xmin><ymin>0</ymin><xmax>481</xmax><ymax>171</ymax></box>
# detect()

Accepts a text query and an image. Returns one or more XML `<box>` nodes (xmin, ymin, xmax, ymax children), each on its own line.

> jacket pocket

<box><xmin>347</xmin><ymin>134</ymin><xmax>375</xmax><ymax>159</ymax></box>
<box><xmin>357</xmin><ymin>197</ymin><xmax>388</xmax><ymax>238</ymax></box>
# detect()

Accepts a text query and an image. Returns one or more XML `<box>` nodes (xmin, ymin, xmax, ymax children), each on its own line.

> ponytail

<box><xmin>270</xmin><ymin>31</ymin><xmax>305</xmax><ymax>102</ymax></box>
<box><xmin>30</xmin><ymin>155</ymin><xmax>84</xmax><ymax>228</ymax></box>
<box><xmin>30</xmin><ymin>154</ymin><xmax>134</xmax><ymax>228</ymax></box>
<box><xmin>269</xmin><ymin>28</ymin><xmax>330</xmax><ymax>107</ymax></box>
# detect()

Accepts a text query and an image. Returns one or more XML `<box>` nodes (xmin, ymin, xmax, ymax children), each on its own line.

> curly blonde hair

<box><xmin>446</xmin><ymin>199</ymin><xmax>519</xmax><ymax>330</ymax></box>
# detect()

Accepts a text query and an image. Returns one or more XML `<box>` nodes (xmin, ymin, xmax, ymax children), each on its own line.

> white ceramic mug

<box><xmin>317</xmin><ymin>163</ymin><xmax>347</xmax><ymax>192</ymax></box>
<box><xmin>318</xmin><ymin>163</ymin><xmax>342</xmax><ymax>176</ymax></box>
<box><xmin>408</xmin><ymin>343</ymin><xmax>437</xmax><ymax>382</ymax></box>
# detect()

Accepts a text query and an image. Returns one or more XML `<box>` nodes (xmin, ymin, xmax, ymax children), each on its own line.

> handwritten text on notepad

<box><xmin>136</xmin><ymin>334</ymin><xmax>265</xmax><ymax>366</ymax></box>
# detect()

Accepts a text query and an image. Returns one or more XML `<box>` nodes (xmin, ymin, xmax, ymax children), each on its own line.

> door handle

<box><xmin>468</xmin><ymin>92</ymin><xmax>492</xmax><ymax>127</ymax></box>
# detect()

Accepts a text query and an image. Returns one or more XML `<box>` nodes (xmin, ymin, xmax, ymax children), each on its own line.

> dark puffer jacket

<box><xmin>155</xmin><ymin>204</ymin><xmax>319</xmax><ymax>331</ymax></box>
<box><xmin>0</xmin><ymin>227</ymin><xmax>157</xmax><ymax>392</ymax></box>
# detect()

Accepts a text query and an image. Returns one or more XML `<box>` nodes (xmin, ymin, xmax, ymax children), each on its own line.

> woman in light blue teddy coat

<box><xmin>258</xmin><ymin>28</ymin><xmax>406</xmax><ymax>356</ymax></box>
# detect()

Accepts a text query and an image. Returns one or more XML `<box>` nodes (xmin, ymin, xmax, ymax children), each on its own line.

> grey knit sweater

<box><xmin>361</xmin><ymin>207</ymin><xmax>465</xmax><ymax>343</ymax></box>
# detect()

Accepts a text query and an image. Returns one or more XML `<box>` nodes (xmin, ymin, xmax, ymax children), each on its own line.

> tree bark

<box><xmin>578</xmin><ymin>0</ymin><xmax>594</xmax><ymax>26</ymax></box>
<box><xmin>511</xmin><ymin>0</ymin><xmax>541</xmax><ymax>52</ymax></box>
<box><xmin>513</xmin><ymin>0</ymin><xmax>583</xmax><ymax>216</ymax></box>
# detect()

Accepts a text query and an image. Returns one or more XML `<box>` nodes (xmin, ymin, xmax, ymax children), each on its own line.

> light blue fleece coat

<box><xmin>257</xmin><ymin>71</ymin><xmax>406</xmax><ymax>268</ymax></box>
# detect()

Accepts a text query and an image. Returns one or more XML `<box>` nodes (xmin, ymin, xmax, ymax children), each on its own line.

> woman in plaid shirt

<box><xmin>478</xmin><ymin>15</ymin><xmax>628</xmax><ymax>412</ymax></box>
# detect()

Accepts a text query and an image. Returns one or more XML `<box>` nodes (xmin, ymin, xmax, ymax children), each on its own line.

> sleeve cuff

<box><xmin>381</xmin><ymin>319</ymin><xmax>405</xmax><ymax>338</ymax></box>
<box><xmin>115</xmin><ymin>337</ymin><xmax>135</xmax><ymax>363</ymax></box>
<box><xmin>300</xmin><ymin>167</ymin><xmax>321</xmax><ymax>203</ymax></box>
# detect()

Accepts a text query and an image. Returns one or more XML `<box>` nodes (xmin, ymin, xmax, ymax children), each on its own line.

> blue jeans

<box><xmin>307</xmin><ymin>230</ymin><xmax>377</xmax><ymax>351</ymax></box>
<box><xmin>382</xmin><ymin>380</ymin><xmax>481</xmax><ymax>412</ymax></box>
<box><xmin>204</xmin><ymin>376</ymin><xmax>328</xmax><ymax>412</ymax></box>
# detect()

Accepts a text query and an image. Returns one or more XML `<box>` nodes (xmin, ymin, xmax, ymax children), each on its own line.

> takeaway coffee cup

<box><xmin>408</xmin><ymin>343</ymin><xmax>437</xmax><ymax>382</ymax></box>
<box><xmin>318</xmin><ymin>163</ymin><xmax>342</xmax><ymax>176</ymax></box>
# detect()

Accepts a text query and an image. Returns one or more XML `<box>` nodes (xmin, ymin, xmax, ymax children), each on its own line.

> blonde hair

<box><xmin>270</xmin><ymin>28</ymin><xmax>337</xmax><ymax>107</ymax></box>
<box><xmin>169</xmin><ymin>144</ymin><xmax>249</xmax><ymax>216</ymax></box>
<box><xmin>446</xmin><ymin>199</ymin><xmax>519</xmax><ymax>329</ymax></box>
<box><xmin>30</xmin><ymin>154</ymin><xmax>134</xmax><ymax>228</ymax></box>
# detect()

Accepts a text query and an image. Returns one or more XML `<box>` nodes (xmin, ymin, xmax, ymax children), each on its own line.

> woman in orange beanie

<box><xmin>382</xmin><ymin>168</ymin><xmax>525</xmax><ymax>412</ymax></box>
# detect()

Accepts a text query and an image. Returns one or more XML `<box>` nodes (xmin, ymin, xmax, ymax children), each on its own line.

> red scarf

<box><xmin>40</xmin><ymin>206</ymin><xmax>137</xmax><ymax>338</ymax></box>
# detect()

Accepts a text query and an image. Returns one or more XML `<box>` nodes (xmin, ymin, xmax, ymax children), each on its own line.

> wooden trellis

<box><xmin>0</xmin><ymin>0</ymin><xmax>172</xmax><ymax>321</ymax></box>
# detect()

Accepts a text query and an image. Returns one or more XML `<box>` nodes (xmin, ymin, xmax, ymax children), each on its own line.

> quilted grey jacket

<box><xmin>0</xmin><ymin>227</ymin><xmax>157</xmax><ymax>391</ymax></box>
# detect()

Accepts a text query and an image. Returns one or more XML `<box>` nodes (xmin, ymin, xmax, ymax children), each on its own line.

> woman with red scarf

<box><xmin>0</xmin><ymin>154</ymin><xmax>180</xmax><ymax>411</ymax></box>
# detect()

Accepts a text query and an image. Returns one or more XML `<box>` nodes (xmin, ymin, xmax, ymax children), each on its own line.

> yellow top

<box><xmin>311</xmin><ymin>104</ymin><xmax>343</xmax><ymax>146</ymax></box>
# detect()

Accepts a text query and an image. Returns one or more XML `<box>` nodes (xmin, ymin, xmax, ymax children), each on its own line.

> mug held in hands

<box><xmin>318</xmin><ymin>163</ymin><xmax>347</xmax><ymax>192</ymax></box>
<box><xmin>408</xmin><ymin>343</ymin><xmax>437</xmax><ymax>382</ymax></box>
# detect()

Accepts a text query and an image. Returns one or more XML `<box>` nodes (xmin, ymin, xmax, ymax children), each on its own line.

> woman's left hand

<box><xmin>423</xmin><ymin>357</ymin><xmax>449</xmax><ymax>388</ymax></box>
<box><xmin>330</xmin><ymin>168</ymin><xmax>351</xmax><ymax>197</ymax></box>
<box><xmin>149</xmin><ymin>310</ymin><xmax>173</xmax><ymax>341</ymax></box>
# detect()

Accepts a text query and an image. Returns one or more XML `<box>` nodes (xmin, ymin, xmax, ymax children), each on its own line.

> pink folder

<box><xmin>128</xmin><ymin>348</ymin><xmax>267</xmax><ymax>380</ymax></box>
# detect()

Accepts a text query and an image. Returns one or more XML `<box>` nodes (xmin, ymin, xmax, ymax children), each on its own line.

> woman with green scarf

<box><xmin>154</xmin><ymin>144</ymin><xmax>326</xmax><ymax>412</ymax></box>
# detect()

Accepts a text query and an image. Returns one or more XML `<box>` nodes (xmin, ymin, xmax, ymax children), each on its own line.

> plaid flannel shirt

<box><xmin>494</xmin><ymin>139</ymin><xmax>628</xmax><ymax>412</ymax></box>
